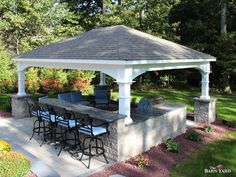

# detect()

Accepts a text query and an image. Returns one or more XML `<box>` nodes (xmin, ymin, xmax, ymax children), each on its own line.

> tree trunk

<box><xmin>221</xmin><ymin>0</ymin><xmax>227</xmax><ymax>35</ymax></box>
<box><xmin>221</xmin><ymin>0</ymin><xmax>231</xmax><ymax>93</ymax></box>
<box><xmin>222</xmin><ymin>72</ymin><xmax>232</xmax><ymax>93</ymax></box>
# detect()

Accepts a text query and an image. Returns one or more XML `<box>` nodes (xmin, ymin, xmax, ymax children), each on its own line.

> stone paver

<box><xmin>0</xmin><ymin>117</ymin><xmax>114</xmax><ymax>177</ymax></box>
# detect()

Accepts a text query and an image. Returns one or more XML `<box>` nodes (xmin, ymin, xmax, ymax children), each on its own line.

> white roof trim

<box><xmin>13</xmin><ymin>58</ymin><xmax>216</xmax><ymax>65</ymax></box>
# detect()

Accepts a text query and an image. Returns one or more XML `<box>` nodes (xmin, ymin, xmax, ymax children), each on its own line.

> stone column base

<box><xmin>11</xmin><ymin>94</ymin><xmax>32</xmax><ymax>118</ymax></box>
<box><xmin>194</xmin><ymin>97</ymin><xmax>217</xmax><ymax>123</ymax></box>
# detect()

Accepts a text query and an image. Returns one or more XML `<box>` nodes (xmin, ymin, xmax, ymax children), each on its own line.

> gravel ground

<box><xmin>90</xmin><ymin>119</ymin><xmax>236</xmax><ymax>177</ymax></box>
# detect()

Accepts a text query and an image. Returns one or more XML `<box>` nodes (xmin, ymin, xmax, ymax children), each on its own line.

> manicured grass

<box><xmin>111</xmin><ymin>88</ymin><xmax>236</xmax><ymax>122</ymax></box>
<box><xmin>170</xmin><ymin>131</ymin><xmax>236</xmax><ymax>177</ymax></box>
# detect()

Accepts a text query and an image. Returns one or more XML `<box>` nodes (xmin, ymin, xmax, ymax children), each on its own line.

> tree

<box><xmin>0</xmin><ymin>42</ymin><xmax>16</xmax><ymax>93</ymax></box>
<box><xmin>0</xmin><ymin>0</ymin><xmax>82</xmax><ymax>54</ymax></box>
<box><xmin>169</xmin><ymin>0</ymin><xmax>236</xmax><ymax>91</ymax></box>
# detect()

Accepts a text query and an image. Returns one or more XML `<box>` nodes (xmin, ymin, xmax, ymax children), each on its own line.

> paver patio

<box><xmin>0</xmin><ymin>116</ymin><xmax>114</xmax><ymax>177</ymax></box>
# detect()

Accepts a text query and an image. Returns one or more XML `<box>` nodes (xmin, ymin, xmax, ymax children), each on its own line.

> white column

<box><xmin>117</xmin><ymin>81</ymin><xmax>133</xmax><ymax>125</ymax></box>
<box><xmin>99</xmin><ymin>72</ymin><xmax>106</xmax><ymax>85</ymax></box>
<box><xmin>200</xmin><ymin>71</ymin><xmax>210</xmax><ymax>100</ymax></box>
<box><xmin>17</xmin><ymin>69</ymin><xmax>26</xmax><ymax>96</ymax></box>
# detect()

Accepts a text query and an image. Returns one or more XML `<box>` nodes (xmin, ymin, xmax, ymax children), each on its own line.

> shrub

<box><xmin>0</xmin><ymin>43</ymin><xmax>16</xmax><ymax>93</ymax></box>
<box><xmin>67</xmin><ymin>70</ymin><xmax>95</xmax><ymax>93</ymax></box>
<box><xmin>204</xmin><ymin>126</ymin><xmax>214</xmax><ymax>133</ymax></box>
<box><xmin>72</xmin><ymin>78</ymin><xmax>91</xmax><ymax>93</ymax></box>
<box><xmin>133</xmin><ymin>155</ymin><xmax>149</xmax><ymax>168</ymax></box>
<box><xmin>0</xmin><ymin>140</ymin><xmax>12</xmax><ymax>153</ymax></box>
<box><xmin>41</xmin><ymin>79</ymin><xmax>64</xmax><ymax>93</ymax></box>
<box><xmin>40</xmin><ymin>68</ymin><xmax>68</xmax><ymax>93</ymax></box>
<box><xmin>187</xmin><ymin>130</ymin><xmax>202</xmax><ymax>141</ymax></box>
<box><xmin>165</xmin><ymin>139</ymin><xmax>180</xmax><ymax>153</ymax></box>
<box><xmin>228</xmin><ymin>121</ymin><xmax>236</xmax><ymax>128</ymax></box>
<box><xmin>0</xmin><ymin>151</ymin><xmax>31</xmax><ymax>177</ymax></box>
<box><xmin>25</xmin><ymin>67</ymin><xmax>40</xmax><ymax>94</ymax></box>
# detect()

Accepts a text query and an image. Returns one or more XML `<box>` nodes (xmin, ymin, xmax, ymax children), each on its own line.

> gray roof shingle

<box><xmin>14</xmin><ymin>25</ymin><xmax>215</xmax><ymax>61</ymax></box>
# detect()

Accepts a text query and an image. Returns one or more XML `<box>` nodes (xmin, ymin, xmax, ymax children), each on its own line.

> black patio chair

<box><xmin>50</xmin><ymin>106</ymin><xmax>80</xmax><ymax>156</ymax></box>
<box><xmin>26</xmin><ymin>99</ymin><xmax>49</xmax><ymax>140</ymax></box>
<box><xmin>38</xmin><ymin>103</ymin><xmax>60</xmax><ymax>147</ymax></box>
<box><xmin>78</xmin><ymin>113</ymin><xmax>109</xmax><ymax>168</ymax></box>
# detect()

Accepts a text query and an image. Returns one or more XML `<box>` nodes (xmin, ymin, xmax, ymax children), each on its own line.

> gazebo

<box><xmin>13</xmin><ymin>25</ymin><xmax>216</xmax><ymax>124</ymax></box>
<box><xmin>12</xmin><ymin>25</ymin><xmax>216</xmax><ymax>161</ymax></box>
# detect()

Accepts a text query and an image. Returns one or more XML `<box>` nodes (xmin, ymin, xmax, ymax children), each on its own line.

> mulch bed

<box><xmin>26</xmin><ymin>171</ymin><xmax>37</xmax><ymax>177</ymax></box>
<box><xmin>0</xmin><ymin>111</ymin><xmax>12</xmax><ymax>118</ymax></box>
<box><xmin>90</xmin><ymin>119</ymin><xmax>236</xmax><ymax>177</ymax></box>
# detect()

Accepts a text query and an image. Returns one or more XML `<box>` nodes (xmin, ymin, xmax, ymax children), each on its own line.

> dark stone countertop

<box><xmin>39</xmin><ymin>98</ymin><xmax>126</xmax><ymax>123</ymax></box>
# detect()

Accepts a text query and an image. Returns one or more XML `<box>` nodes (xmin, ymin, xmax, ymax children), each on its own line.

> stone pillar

<box><xmin>99</xmin><ymin>72</ymin><xmax>106</xmax><ymax>85</ymax></box>
<box><xmin>117</xmin><ymin>81</ymin><xmax>133</xmax><ymax>125</ymax></box>
<box><xmin>11</xmin><ymin>94</ymin><xmax>32</xmax><ymax>118</ymax></box>
<box><xmin>17</xmin><ymin>69</ymin><xmax>26</xmax><ymax>96</ymax></box>
<box><xmin>194</xmin><ymin>97</ymin><xmax>217</xmax><ymax>123</ymax></box>
<box><xmin>200</xmin><ymin>71</ymin><xmax>210</xmax><ymax>100</ymax></box>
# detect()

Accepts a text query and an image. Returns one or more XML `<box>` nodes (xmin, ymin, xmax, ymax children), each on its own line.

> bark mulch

<box><xmin>0</xmin><ymin>111</ymin><xmax>12</xmax><ymax>118</ymax></box>
<box><xmin>25</xmin><ymin>171</ymin><xmax>37</xmax><ymax>177</ymax></box>
<box><xmin>90</xmin><ymin>119</ymin><xmax>236</xmax><ymax>177</ymax></box>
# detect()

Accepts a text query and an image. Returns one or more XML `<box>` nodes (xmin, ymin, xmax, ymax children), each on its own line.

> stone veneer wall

<box><xmin>103</xmin><ymin>105</ymin><xmax>186</xmax><ymax>162</ymax></box>
<box><xmin>11</xmin><ymin>94</ymin><xmax>31</xmax><ymax>118</ymax></box>
<box><xmin>194</xmin><ymin>97</ymin><xmax>217</xmax><ymax>123</ymax></box>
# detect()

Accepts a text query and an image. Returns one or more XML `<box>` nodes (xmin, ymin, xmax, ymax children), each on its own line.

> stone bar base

<box><xmin>194</xmin><ymin>97</ymin><xmax>217</xmax><ymax>123</ymax></box>
<box><xmin>11</xmin><ymin>94</ymin><xmax>32</xmax><ymax>118</ymax></box>
<box><xmin>102</xmin><ymin>104</ymin><xmax>187</xmax><ymax>162</ymax></box>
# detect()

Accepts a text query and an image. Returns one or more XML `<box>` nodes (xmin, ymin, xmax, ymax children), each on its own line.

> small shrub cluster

<box><xmin>0</xmin><ymin>140</ymin><xmax>31</xmax><ymax>177</ymax></box>
<box><xmin>0</xmin><ymin>140</ymin><xmax>12</xmax><ymax>153</ymax></box>
<box><xmin>165</xmin><ymin>139</ymin><xmax>180</xmax><ymax>153</ymax></box>
<box><xmin>0</xmin><ymin>151</ymin><xmax>31</xmax><ymax>177</ymax></box>
<box><xmin>204</xmin><ymin>126</ymin><xmax>214</xmax><ymax>133</ymax></box>
<box><xmin>133</xmin><ymin>155</ymin><xmax>149</xmax><ymax>168</ymax></box>
<box><xmin>41</xmin><ymin>79</ymin><xmax>64</xmax><ymax>93</ymax></box>
<box><xmin>24</xmin><ymin>68</ymin><xmax>96</xmax><ymax>94</ymax></box>
<box><xmin>187</xmin><ymin>130</ymin><xmax>202</xmax><ymax>141</ymax></box>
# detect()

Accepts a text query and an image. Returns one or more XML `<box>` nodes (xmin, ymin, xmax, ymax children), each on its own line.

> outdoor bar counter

<box><xmin>39</xmin><ymin>98</ymin><xmax>126</xmax><ymax>123</ymax></box>
<box><xmin>40</xmin><ymin>98</ymin><xmax>186</xmax><ymax>162</ymax></box>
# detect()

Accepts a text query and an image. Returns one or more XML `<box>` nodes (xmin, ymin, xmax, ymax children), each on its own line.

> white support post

<box><xmin>200</xmin><ymin>71</ymin><xmax>210</xmax><ymax>100</ymax></box>
<box><xmin>117</xmin><ymin>81</ymin><xmax>133</xmax><ymax>125</ymax></box>
<box><xmin>17</xmin><ymin>69</ymin><xmax>26</xmax><ymax>96</ymax></box>
<box><xmin>99</xmin><ymin>72</ymin><xmax>106</xmax><ymax>85</ymax></box>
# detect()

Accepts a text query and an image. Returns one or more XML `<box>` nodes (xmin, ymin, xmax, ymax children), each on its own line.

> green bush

<box><xmin>204</xmin><ymin>126</ymin><xmax>214</xmax><ymax>133</ymax></box>
<box><xmin>187</xmin><ymin>130</ymin><xmax>202</xmax><ymax>141</ymax></box>
<box><xmin>0</xmin><ymin>43</ymin><xmax>16</xmax><ymax>93</ymax></box>
<box><xmin>67</xmin><ymin>70</ymin><xmax>95</xmax><ymax>93</ymax></box>
<box><xmin>165</xmin><ymin>139</ymin><xmax>180</xmax><ymax>153</ymax></box>
<box><xmin>0</xmin><ymin>151</ymin><xmax>31</xmax><ymax>177</ymax></box>
<box><xmin>40</xmin><ymin>68</ymin><xmax>68</xmax><ymax>93</ymax></box>
<box><xmin>26</xmin><ymin>67</ymin><xmax>40</xmax><ymax>94</ymax></box>
<box><xmin>0</xmin><ymin>140</ymin><xmax>12</xmax><ymax>153</ymax></box>
<box><xmin>133</xmin><ymin>155</ymin><xmax>150</xmax><ymax>168</ymax></box>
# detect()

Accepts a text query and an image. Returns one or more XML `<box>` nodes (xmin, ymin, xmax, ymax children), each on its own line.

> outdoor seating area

<box><xmin>26</xmin><ymin>98</ymin><xmax>114</xmax><ymax>168</ymax></box>
<box><xmin>6</xmin><ymin>25</ymin><xmax>219</xmax><ymax>177</ymax></box>
<box><xmin>58</xmin><ymin>91</ymin><xmax>90</xmax><ymax>106</ymax></box>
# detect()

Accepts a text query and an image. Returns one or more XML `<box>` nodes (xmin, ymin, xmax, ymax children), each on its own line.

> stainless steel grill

<box><xmin>137</xmin><ymin>96</ymin><xmax>165</xmax><ymax>113</ymax></box>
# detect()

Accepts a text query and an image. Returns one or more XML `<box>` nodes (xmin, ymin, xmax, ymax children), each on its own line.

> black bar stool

<box><xmin>78</xmin><ymin>113</ymin><xmax>109</xmax><ymax>168</ymax></box>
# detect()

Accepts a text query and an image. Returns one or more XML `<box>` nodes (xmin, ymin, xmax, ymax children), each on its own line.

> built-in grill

<box><xmin>137</xmin><ymin>96</ymin><xmax>165</xmax><ymax>113</ymax></box>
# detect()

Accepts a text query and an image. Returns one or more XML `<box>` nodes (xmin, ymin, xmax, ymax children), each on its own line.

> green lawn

<box><xmin>170</xmin><ymin>131</ymin><xmax>236</xmax><ymax>177</ymax></box>
<box><xmin>111</xmin><ymin>88</ymin><xmax>236</xmax><ymax>122</ymax></box>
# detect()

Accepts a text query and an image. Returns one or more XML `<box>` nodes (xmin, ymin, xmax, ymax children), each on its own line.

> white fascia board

<box><xmin>12</xmin><ymin>58</ymin><xmax>216</xmax><ymax>65</ymax></box>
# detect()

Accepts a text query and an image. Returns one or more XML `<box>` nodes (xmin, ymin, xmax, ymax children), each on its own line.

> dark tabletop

<box><xmin>39</xmin><ymin>98</ymin><xmax>126</xmax><ymax>123</ymax></box>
